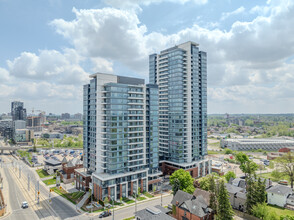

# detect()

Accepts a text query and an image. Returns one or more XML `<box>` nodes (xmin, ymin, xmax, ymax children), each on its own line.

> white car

<box><xmin>21</xmin><ymin>201</ymin><xmax>28</xmax><ymax>209</ymax></box>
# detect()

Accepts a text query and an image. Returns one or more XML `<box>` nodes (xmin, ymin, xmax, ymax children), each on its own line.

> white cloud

<box><xmin>104</xmin><ymin>0</ymin><xmax>207</xmax><ymax>10</ymax></box>
<box><xmin>221</xmin><ymin>6</ymin><xmax>245</xmax><ymax>21</ymax></box>
<box><xmin>2</xmin><ymin>0</ymin><xmax>294</xmax><ymax>114</ymax></box>
<box><xmin>90</xmin><ymin>57</ymin><xmax>114</xmax><ymax>73</ymax></box>
<box><xmin>0</xmin><ymin>67</ymin><xmax>10</xmax><ymax>82</ymax></box>
<box><xmin>7</xmin><ymin>48</ymin><xmax>89</xmax><ymax>85</ymax></box>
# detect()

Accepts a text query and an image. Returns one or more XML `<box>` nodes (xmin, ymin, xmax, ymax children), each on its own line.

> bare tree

<box><xmin>276</xmin><ymin>152</ymin><xmax>294</xmax><ymax>189</ymax></box>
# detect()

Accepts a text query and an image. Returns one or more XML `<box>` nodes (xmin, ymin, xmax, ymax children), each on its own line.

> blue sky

<box><xmin>0</xmin><ymin>0</ymin><xmax>294</xmax><ymax>114</ymax></box>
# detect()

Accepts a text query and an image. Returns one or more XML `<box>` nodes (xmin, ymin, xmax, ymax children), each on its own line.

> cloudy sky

<box><xmin>0</xmin><ymin>0</ymin><xmax>294</xmax><ymax>114</ymax></box>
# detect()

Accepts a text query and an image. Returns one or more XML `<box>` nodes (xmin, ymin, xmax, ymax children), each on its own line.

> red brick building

<box><xmin>60</xmin><ymin>157</ymin><xmax>83</xmax><ymax>183</ymax></box>
<box><xmin>75</xmin><ymin>168</ymin><xmax>92</xmax><ymax>192</ymax></box>
<box><xmin>279</xmin><ymin>147</ymin><xmax>294</xmax><ymax>153</ymax></box>
<box><xmin>171</xmin><ymin>190</ymin><xmax>213</xmax><ymax>220</ymax></box>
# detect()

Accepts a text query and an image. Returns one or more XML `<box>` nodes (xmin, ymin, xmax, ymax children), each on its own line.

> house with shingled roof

<box><xmin>60</xmin><ymin>157</ymin><xmax>83</xmax><ymax>183</ymax></box>
<box><xmin>171</xmin><ymin>190</ymin><xmax>213</xmax><ymax>220</ymax></box>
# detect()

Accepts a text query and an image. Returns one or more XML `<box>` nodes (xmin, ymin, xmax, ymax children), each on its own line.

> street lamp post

<box><xmin>135</xmin><ymin>183</ymin><xmax>137</xmax><ymax>213</ymax></box>
<box><xmin>112</xmin><ymin>196</ymin><xmax>114</xmax><ymax>220</ymax></box>
<box><xmin>161</xmin><ymin>180</ymin><xmax>163</xmax><ymax>207</ymax></box>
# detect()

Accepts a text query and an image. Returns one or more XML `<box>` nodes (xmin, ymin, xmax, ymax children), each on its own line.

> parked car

<box><xmin>278</xmin><ymin>180</ymin><xmax>288</xmax><ymax>185</ymax></box>
<box><xmin>21</xmin><ymin>201</ymin><xmax>29</xmax><ymax>209</ymax></box>
<box><xmin>99</xmin><ymin>211</ymin><xmax>111</xmax><ymax>218</ymax></box>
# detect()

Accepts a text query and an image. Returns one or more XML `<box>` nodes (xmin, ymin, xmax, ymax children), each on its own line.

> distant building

<box><xmin>14</xmin><ymin>129</ymin><xmax>34</xmax><ymax>143</ymax></box>
<box><xmin>61</xmin><ymin>113</ymin><xmax>70</xmax><ymax>120</ymax></box>
<box><xmin>221</xmin><ymin>138</ymin><xmax>294</xmax><ymax>151</ymax></box>
<box><xmin>0</xmin><ymin>119</ymin><xmax>13</xmax><ymax>139</ymax></box>
<box><xmin>27</xmin><ymin>116</ymin><xmax>43</xmax><ymax>132</ymax></box>
<box><xmin>11</xmin><ymin>101</ymin><xmax>26</xmax><ymax>121</ymax></box>
<box><xmin>73</xmin><ymin>113</ymin><xmax>82</xmax><ymax>121</ymax></box>
<box><xmin>279</xmin><ymin>147</ymin><xmax>294</xmax><ymax>153</ymax></box>
<box><xmin>42</xmin><ymin>132</ymin><xmax>64</xmax><ymax>140</ymax></box>
<box><xmin>13</xmin><ymin>120</ymin><xmax>26</xmax><ymax>130</ymax></box>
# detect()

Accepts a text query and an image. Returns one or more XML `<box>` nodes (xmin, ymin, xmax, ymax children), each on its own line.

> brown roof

<box><xmin>193</xmin><ymin>188</ymin><xmax>211</xmax><ymax>205</ymax></box>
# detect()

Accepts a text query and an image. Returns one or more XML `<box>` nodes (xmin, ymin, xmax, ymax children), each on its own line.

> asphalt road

<box><xmin>7</xmin><ymin>155</ymin><xmax>81</xmax><ymax>220</ymax></box>
<box><xmin>2</xmin><ymin>158</ymin><xmax>39</xmax><ymax>220</ymax></box>
<box><xmin>71</xmin><ymin>193</ymin><xmax>173</xmax><ymax>220</ymax></box>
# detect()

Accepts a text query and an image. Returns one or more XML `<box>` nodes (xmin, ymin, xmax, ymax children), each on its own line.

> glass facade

<box><xmin>83</xmin><ymin>78</ymin><xmax>97</xmax><ymax>172</ymax></box>
<box><xmin>146</xmin><ymin>84</ymin><xmax>159</xmax><ymax>174</ymax></box>
<box><xmin>149</xmin><ymin>41</ymin><xmax>208</xmax><ymax>164</ymax></box>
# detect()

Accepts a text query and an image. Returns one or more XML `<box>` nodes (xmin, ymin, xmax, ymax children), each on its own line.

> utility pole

<box><xmin>37</xmin><ymin>181</ymin><xmax>40</xmax><ymax>204</ymax></box>
<box><xmin>19</xmin><ymin>166</ymin><xmax>21</xmax><ymax>178</ymax></box>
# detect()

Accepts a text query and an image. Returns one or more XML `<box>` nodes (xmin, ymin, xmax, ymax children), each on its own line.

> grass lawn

<box><xmin>257</xmin><ymin>172</ymin><xmax>290</xmax><ymax>183</ymax></box>
<box><xmin>123</xmin><ymin>217</ymin><xmax>135</xmax><ymax>220</ymax></box>
<box><xmin>267</xmin><ymin>204</ymin><xmax>294</xmax><ymax>217</ymax></box>
<box><xmin>208</xmin><ymin>150</ymin><xmax>223</xmax><ymax>155</ymax></box>
<box><xmin>143</xmin><ymin>192</ymin><xmax>154</xmax><ymax>198</ymax></box>
<box><xmin>36</xmin><ymin>169</ymin><xmax>53</xmax><ymax>178</ymax></box>
<box><xmin>137</xmin><ymin>196</ymin><xmax>146</xmax><ymax>201</ymax></box>
<box><xmin>122</xmin><ymin>197</ymin><xmax>135</xmax><ymax>204</ymax></box>
<box><xmin>43</xmin><ymin>178</ymin><xmax>56</xmax><ymax>185</ymax></box>
<box><xmin>18</xmin><ymin>150</ymin><xmax>32</xmax><ymax>163</ymax></box>
<box><xmin>51</xmin><ymin>187</ymin><xmax>85</xmax><ymax>204</ymax></box>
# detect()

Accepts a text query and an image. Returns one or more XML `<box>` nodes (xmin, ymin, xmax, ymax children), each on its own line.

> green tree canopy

<box><xmin>276</xmin><ymin>152</ymin><xmax>294</xmax><ymax>188</ymax></box>
<box><xmin>224</xmin><ymin>171</ymin><xmax>236</xmax><ymax>182</ymax></box>
<box><xmin>217</xmin><ymin>179</ymin><xmax>234</xmax><ymax>220</ymax></box>
<box><xmin>170</xmin><ymin>169</ymin><xmax>195</xmax><ymax>195</ymax></box>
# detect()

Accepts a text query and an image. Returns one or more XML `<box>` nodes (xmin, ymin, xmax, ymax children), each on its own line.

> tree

<box><xmin>256</xmin><ymin>177</ymin><xmax>267</xmax><ymax>204</ymax></box>
<box><xmin>276</xmin><ymin>152</ymin><xmax>294</xmax><ymax>188</ymax></box>
<box><xmin>170</xmin><ymin>169</ymin><xmax>195</xmax><ymax>194</ymax></box>
<box><xmin>216</xmin><ymin>179</ymin><xmax>234</xmax><ymax>220</ymax></box>
<box><xmin>235</xmin><ymin>152</ymin><xmax>258</xmax><ymax>178</ymax></box>
<box><xmin>32</xmin><ymin>138</ymin><xmax>37</xmax><ymax>152</ymax></box>
<box><xmin>199</xmin><ymin>176</ymin><xmax>210</xmax><ymax>191</ymax></box>
<box><xmin>103</xmin><ymin>197</ymin><xmax>109</xmax><ymax>206</ymax></box>
<box><xmin>208</xmin><ymin>175</ymin><xmax>217</xmax><ymax>214</ymax></box>
<box><xmin>172</xmin><ymin>179</ymin><xmax>180</xmax><ymax>195</ymax></box>
<box><xmin>281</xmin><ymin>215</ymin><xmax>294</xmax><ymax>220</ymax></box>
<box><xmin>252</xmin><ymin>202</ymin><xmax>267</xmax><ymax>219</ymax></box>
<box><xmin>224</xmin><ymin>171</ymin><xmax>236</xmax><ymax>182</ymax></box>
<box><xmin>224</xmin><ymin>148</ymin><xmax>233</xmax><ymax>154</ymax></box>
<box><xmin>246</xmin><ymin>175</ymin><xmax>257</xmax><ymax>214</ymax></box>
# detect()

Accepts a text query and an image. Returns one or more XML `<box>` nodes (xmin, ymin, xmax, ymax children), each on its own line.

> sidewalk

<box><xmin>77</xmin><ymin>191</ymin><xmax>89</xmax><ymax>210</ymax></box>
<box><xmin>0</xmin><ymin>158</ymin><xmax>11</xmax><ymax>219</ymax></box>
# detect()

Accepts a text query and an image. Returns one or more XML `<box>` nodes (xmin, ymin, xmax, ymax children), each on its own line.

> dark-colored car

<box><xmin>99</xmin><ymin>211</ymin><xmax>111</xmax><ymax>218</ymax></box>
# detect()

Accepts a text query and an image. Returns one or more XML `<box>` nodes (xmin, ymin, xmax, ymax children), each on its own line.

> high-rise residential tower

<box><xmin>83</xmin><ymin>73</ymin><xmax>161</xmax><ymax>201</ymax></box>
<box><xmin>11</xmin><ymin>101</ymin><xmax>27</xmax><ymax>121</ymax></box>
<box><xmin>149</xmin><ymin>41</ymin><xmax>211</xmax><ymax>177</ymax></box>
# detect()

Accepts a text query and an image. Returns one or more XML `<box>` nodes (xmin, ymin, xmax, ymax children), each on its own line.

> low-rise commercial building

<box><xmin>14</xmin><ymin>129</ymin><xmax>34</xmax><ymax>143</ymax></box>
<box><xmin>221</xmin><ymin>138</ymin><xmax>294</xmax><ymax>151</ymax></box>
